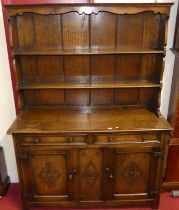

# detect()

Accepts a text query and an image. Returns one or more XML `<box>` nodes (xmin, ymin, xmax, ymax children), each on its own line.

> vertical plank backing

<box><xmin>40</xmin><ymin>89</ymin><xmax>65</xmax><ymax>105</ymax></box>
<box><xmin>62</xmin><ymin>12</ymin><xmax>89</xmax><ymax>50</ymax></box>
<box><xmin>10</xmin><ymin>17</ymin><xmax>19</xmax><ymax>50</ymax></box>
<box><xmin>157</xmin><ymin>15</ymin><xmax>167</xmax><ymax>49</ymax></box>
<box><xmin>20</xmin><ymin>56</ymin><xmax>37</xmax><ymax>84</ymax></box>
<box><xmin>33</xmin><ymin>14</ymin><xmax>62</xmax><ymax>49</ymax></box>
<box><xmin>142</xmin><ymin>13</ymin><xmax>161</xmax><ymax>49</ymax></box>
<box><xmin>91</xmin><ymin>12</ymin><xmax>116</xmax><ymax>50</ymax></box>
<box><xmin>91</xmin><ymin>89</ymin><xmax>114</xmax><ymax>106</ymax></box>
<box><xmin>140</xmin><ymin>55</ymin><xmax>158</xmax><ymax>81</ymax></box>
<box><xmin>139</xmin><ymin>88</ymin><xmax>155</xmax><ymax>106</ymax></box>
<box><xmin>116</xmin><ymin>14</ymin><xmax>143</xmax><ymax>49</ymax></box>
<box><xmin>23</xmin><ymin>90</ymin><xmax>40</xmax><ymax>106</ymax></box>
<box><xmin>91</xmin><ymin>55</ymin><xmax>115</xmax><ymax>82</ymax></box>
<box><xmin>37</xmin><ymin>56</ymin><xmax>64</xmax><ymax>82</ymax></box>
<box><xmin>23</xmin><ymin>90</ymin><xmax>65</xmax><ymax>106</ymax></box>
<box><xmin>115</xmin><ymin>55</ymin><xmax>141</xmax><ymax>81</ymax></box>
<box><xmin>115</xmin><ymin>89</ymin><xmax>139</xmax><ymax>105</ymax></box>
<box><xmin>63</xmin><ymin>56</ymin><xmax>89</xmax><ymax>83</ymax></box>
<box><xmin>13</xmin><ymin>10</ymin><xmax>166</xmax><ymax>110</ymax></box>
<box><xmin>65</xmin><ymin>90</ymin><xmax>89</xmax><ymax>106</ymax></box>
<box><xmin>16</xmin><ymin>14</ymin><xmax>35</xmax><ymax>49</ymax></box>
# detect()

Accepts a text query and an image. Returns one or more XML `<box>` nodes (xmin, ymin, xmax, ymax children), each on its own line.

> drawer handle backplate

<box><xmin>68</xmin><ymin>137</ymin><xmax>73</xmax><ymax>143</ymax></box>
<box><xmin>108</xmin><ymin>137</ymin><xmax>113</xmax><ymax>142</ymax></box>
<box><xmin>34</xmin><ymin>138</ymin><xmax>40</xmax><ymax>143</ymax></box>
<box><xmin>141</xmin><ymin>135</ymin><xmax>147</xmax><ymax>142</ymax></box>
<box><xmin>69</xmin><ymin>168</ymin><xmax>78</xmax><ymax>180</ymax></box>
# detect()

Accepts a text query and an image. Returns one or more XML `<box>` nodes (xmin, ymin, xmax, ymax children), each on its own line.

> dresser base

<box><xmin>22</xmin><ymin>199</ymin><xmax>158</xmax><ymax>210</ymax></box>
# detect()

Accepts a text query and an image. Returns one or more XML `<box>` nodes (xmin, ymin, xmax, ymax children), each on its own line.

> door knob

<box><xmin>109</xmin><ymin>174</ymin><xmax>114</xmax><ymax>179</ymax></box>
<box><xmin>69</xmin><ymin>174</ymin><xmax>73</xmax><ymax>180</ymax></box>
<box><xmin>69</xmin><ymin>168</ymin><xmax>77</xmax><ymax>180</ymax></box>
<box><xmin>108</xmin><ymin>137</ymin><xmax>113</xmax><ymax>142</ymax></box>
<box><xmin>141</xmin><ymin>135</ymin><xmax>147</xmax><ymax>142</ymax></box>
<box><xmin>34</xmin><ymin>138</ymin><xmax>40</xmax><ymax>143</ymax></box>
<box><xmin>68</xmin><ymin>137</ymin><xmax>73</xmax><ymax>143</ymax></box>
<box><xmin>105</xmin><ymin>167</ymin><xmax>110</xmax><ymax>172</ymax></box>
<box><xmin>72</xmin><ymin>168</ymin><xmax>77</xmax><ymax>174</ymax></box>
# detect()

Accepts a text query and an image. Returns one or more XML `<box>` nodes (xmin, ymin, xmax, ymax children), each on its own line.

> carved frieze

<box><xmin>83</xmin><ymin>161</ymin><xmax>99</xmax><ymax>188</ymax></box>
<box><xmin>38</xmin><ymin>162</ymin><xmax>61</xmax><ymax>187</ymax></box>
<box><xmin>120</xmin><ymin>161</ymin><xmax>142</xmax><ymax>186</ymax></box>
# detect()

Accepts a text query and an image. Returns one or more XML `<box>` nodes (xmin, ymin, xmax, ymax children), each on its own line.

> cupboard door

<box><xmin>79</xmin><ymin>148</ymin><xmax>106</xmax><ymax>202</ymax></box>
<box><xmin>18</xmin><ymin>148</ymin><xmax>75</xmax><ymax>202</ymax></box>
<box><xmin>108</xmin><ymin>145</ymin><xmax>162</xmax><ymax>200</ymax></box>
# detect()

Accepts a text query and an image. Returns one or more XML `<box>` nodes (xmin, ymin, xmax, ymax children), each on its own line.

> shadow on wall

<box><xmin>0</xmin><ymin>134</ymin><xmax>18</xmax><ymax>183</ymax></box>
<box><xmin>0</xmin><ymin>2</ymin><xmax>18</xmax><ymax>183</ymax></box>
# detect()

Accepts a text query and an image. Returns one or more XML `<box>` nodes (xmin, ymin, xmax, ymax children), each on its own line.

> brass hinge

<box><xmin>149</xmin><ymin>190</ymin><xmax>159</xmax><ymax>196</ymax></box>
<box><xmin>154</xmin><ymin>151</ymin><xmax>164</xmax><ymax>158</ymax></box>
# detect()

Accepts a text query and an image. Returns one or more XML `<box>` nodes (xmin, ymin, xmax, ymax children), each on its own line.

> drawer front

<box><xmin>94</xmin><ymin>133</ymin><xmax>159</xmax><ymax>144</ymax></box>
<box><xmin>20</xmin><ymin>135</ymin><xmax>87</xmax><ymax>145</ymax></box>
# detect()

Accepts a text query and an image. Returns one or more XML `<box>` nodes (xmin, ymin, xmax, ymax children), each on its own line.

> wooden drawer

<box><xmin>19</xmin><ymin>135</ymin><xmax>87</xmax><ymax>145</ymax></box>
<box><xmin>94</xmin><ymin>133</ymin><xmax>159</xmax><ymax>144</ymax></box>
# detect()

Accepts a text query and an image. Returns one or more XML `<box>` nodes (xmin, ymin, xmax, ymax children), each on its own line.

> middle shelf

<box><xmin>17</xmin><ymin>81</ymin><xmax>161</xmax><ymax>90</ymax></box>
<box><xmin>13</xmin><ymin>49</ymin><xmax>165</xmax><ymax>56</ymax></box>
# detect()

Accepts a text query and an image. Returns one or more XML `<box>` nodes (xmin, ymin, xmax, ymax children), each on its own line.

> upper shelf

<box><xmin>17</xmin><ymin>81</ymin><xmax>161</xmax><ymax>90</ymax></box>
<box><xmin>13</xmin><ymin>49</ymin><xmax>165</xmax><ymax>56</ymax></box>
<box><xmin>5</xmin><ymin>3</ymin><xmax>173</xmax><ymax>17</ymax></box>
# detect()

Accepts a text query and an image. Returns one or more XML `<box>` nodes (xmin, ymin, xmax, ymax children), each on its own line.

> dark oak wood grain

<box><xmin>8</xmin><ymin>107</ymin><xmax>172</xmax><ymax>134</ymax></box>
<box><xmin>14</xmin><ymin>49</ymin><xmax>165</xmax><ymax>55</ymax></box>
<box><xmin>17</xmin><ymin>81</ymin><xmax>161</xmax><ymax>89</ymax></box>
<box><xmin>6</xmin><ymin>3</ymin><xmax>172</xmax><ymax>210</ymax></box>
<box><xmin>5</xmin><ymin>3</ymin><xmax>173</xmax><ymax>17</ymax></box>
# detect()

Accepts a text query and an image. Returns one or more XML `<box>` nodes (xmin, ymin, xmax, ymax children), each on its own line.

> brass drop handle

<box><xmin>72</xmin><ymin>168</ymin><xmax>77</xmax><ymax>174</ymax></box>
<box><xmin>69</xmin><ymin>168</ymin><xmax>77</xmax><ymax>180</ymax></box>
<box><xmin>68</xmin><ymin>137</ymin><xmax>73</xmax><ymax>143</ymax></box>
<box><xmin>109</xmin><ymin>174</ymin><xmax>114</xmax><ymax>179</ymax></box>
<box><xmin>34</xmin><ymin>138</ymin><xmax>40</xmax><ymax>143</ymax></box>
<box><xmin>69</xmin><ymin>174</ymin><xmax>73</xmax><ymax>180</ymax></box>
<box><xmin>141</xmin><ymin>135</ymin><xmax>147</xmax><ymax>142</ymax></box>
<box><xmin>108</xmin><ymin>137</ymin><xmax>113</xmax><ymax>142</ymax></box>
<box><xmin>105</xmin><ymin>167</ymin><xmax>110</xmax><ymax>172</ymax></box>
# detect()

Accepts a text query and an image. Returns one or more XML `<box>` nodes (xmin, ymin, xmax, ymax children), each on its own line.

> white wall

<box><xmin>0</xmin><ymin>0</ymin><xmax>178</xmax><ymax>183</ymax></box>
<box><xmin>0</xmin><ymin>2</ymin><xmax>18</xmax><ymax>182</ymax></box>
<box><xmin>160</xmin><ymin>0</ymin><xmax>178</xmax><ymax>117</ymax></box>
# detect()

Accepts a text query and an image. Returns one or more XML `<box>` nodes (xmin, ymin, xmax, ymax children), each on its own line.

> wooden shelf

<box><xmin>17</xmin><ymin>81</ymin><xmax>161</xmax><ymax>90</ymax></box>
<box><xmin>14</xmin><ymin>49</ymin><xmax>165</xmax><ymax>56</ymax></box>
<box><xmin>8</xmin><ymin>107</ymin><xmax>172</xmax><ymax>134</ymax></box>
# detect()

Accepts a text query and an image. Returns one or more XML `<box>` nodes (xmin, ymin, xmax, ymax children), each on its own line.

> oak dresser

<box><xmin>6</xmin><ymin>3</ymin><xmax>173</xmax><ymax>210</ymax></box>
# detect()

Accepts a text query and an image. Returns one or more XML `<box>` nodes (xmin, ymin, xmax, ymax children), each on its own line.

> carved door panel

<box><xmin>108</xmin><ymin>145</ymin><xmax>163</xmax><ymax>200</ymax></box>
<box><xmin>18</xmin><ymin>148</ymin><xmax>75</xmax><ymax>202</ymax></box>
<box><xmin>79</xmin><ymin>148</ymin><xmax>106</xmax><ymax>201</ymax></box>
